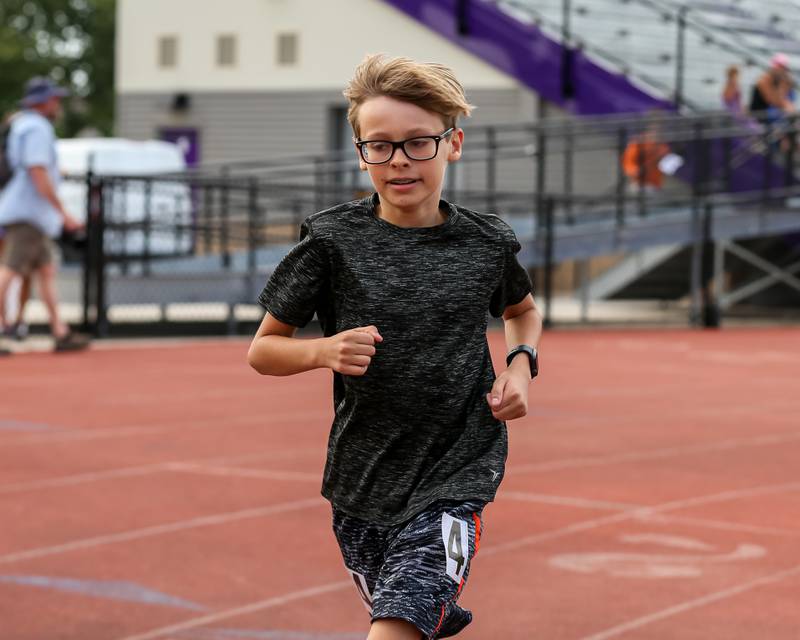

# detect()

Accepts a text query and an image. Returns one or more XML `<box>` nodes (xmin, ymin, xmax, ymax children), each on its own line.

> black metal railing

<box><xmin>210</xmin><ymin>111</ymin><xmax>800</xmax><ymax>222</ymax></box>
<box><xmin>77</xmin><ymin>110</ymin><xmax>800</xmax><ymax>335</ymax></box>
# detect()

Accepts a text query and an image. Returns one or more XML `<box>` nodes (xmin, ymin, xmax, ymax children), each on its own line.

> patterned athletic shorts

<box><xmin>332</xmin><ymin>500</ymin><xmax>485</xmax><ymax>639</ymax></box>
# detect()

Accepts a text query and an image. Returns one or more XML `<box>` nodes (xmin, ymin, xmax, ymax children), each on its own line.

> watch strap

<box><xmin>506</xmin><ymin>345</ymin><xmax>538</xmax><ymax>379</ymax></box>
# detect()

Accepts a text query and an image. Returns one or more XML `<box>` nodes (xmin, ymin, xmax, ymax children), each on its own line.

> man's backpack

<box><xmin>0</xmin><ymin>121</ymin><xmax>13</xmax><ymax>190</ymax></box>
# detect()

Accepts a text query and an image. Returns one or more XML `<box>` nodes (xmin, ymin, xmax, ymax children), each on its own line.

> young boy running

<box><xmin>249</xmin><ymin>54</ymin><xmax>542</xmax><ymax>640</ymax></box>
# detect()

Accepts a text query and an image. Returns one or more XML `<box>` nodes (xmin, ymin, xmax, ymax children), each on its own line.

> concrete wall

<box><xmin>116</xmin><ymin>0</ymin><xmax>519</xmax><ymax>93</ymax></box>
<box><xmin>116</xmin><ymin>88</ymin><xmax>538</xmax><ymax>164</ymax></box>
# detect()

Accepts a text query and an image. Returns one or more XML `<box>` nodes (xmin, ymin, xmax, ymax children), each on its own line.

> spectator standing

<box><xmin>0</xmin><ymin>77</ymin><xmax>88</xmax><ymax>353</ymax></box>
<box><xmin>622</xmin><ymin>123</ymin><xmax>672</xmax><ymax>192</ymax></box>
<box><xmin>749</xmin><ymin>53</ymin><xmax>794</xmax><ymax>122</ymax></box>
<box><xmin>723</xmin><ymin>65</ymin><xmax>743</xmax><ymax>116</ymax></box>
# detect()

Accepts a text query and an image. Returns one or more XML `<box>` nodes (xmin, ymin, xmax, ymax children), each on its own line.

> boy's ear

<box><xmin>353</xmin><ymin>140</ymin><xmax>368</xmax><ymax>171</ymax></box>
<box><xmin>447</xmin><ymin>128</ymin><xmax>464</xmax><ymax>162</ymax></box>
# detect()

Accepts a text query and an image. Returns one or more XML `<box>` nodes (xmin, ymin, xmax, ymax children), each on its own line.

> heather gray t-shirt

<box><xmin>259</xmin><ymin>194</ymin><xmax>532</xmax><ymax>525</ymax></box>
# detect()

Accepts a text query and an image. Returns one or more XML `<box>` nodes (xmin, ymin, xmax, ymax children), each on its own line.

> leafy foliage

<box><xmin>0</xmin><ymin>0</ymin><xmax>115</xmax><ymax>136</ymax></box>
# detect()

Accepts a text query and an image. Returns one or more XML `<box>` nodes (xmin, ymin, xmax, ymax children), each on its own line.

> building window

<box><xmin>276</xmin><ymin>32</ymin><xmax>298</xmax><ymax>66</ymax></box>
<box><xmin>158</xmin><ymin>35</ymin><xmax>178</xmax><ymax>68</ymax></box>
<box><xmin>217</xmin><ymin>34</ymin><xmax>237</xmax><ymax>67</ymax></box>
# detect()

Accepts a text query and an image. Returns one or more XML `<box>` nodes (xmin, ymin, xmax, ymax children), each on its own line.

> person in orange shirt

<box><xmin>622</xmin><ymin>126</ymin><xmax>671</xmax><ymax>192</ymax></box>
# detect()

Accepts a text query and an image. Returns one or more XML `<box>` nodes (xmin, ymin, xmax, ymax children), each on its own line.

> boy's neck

<box><xmin>375</xmin><ymin>196</ymin><xmax>447</xmax><ymax>229</ymax></box>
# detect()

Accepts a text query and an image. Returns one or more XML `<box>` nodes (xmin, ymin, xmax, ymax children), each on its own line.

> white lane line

<box><xmin>0</xmin><ymin>410</ymin><xmax>330</xmax><ymax>447</ymax></box>
<box><xmin>0</xmin><ymin>420</ymin><xmax>246</xmax><ymax>447</ymax></box>
<box><xmin>95</xmin><ymin>485</ymin><xmax>800</xmax><ymax>639</ymax></box>
<box><xmin>508</xmin><ymin>431</ymin><xmax>800</xmax><ymax>475</ymax></box>
<box><xmin>16</xmin><ymin>484</ymin><xmax>787</xmax><ymax>636</ymax></box>
<box><xmin>660</xmin><ymin>515</ymin><xmax>797</xmax><ymax>538</ymax></box>
<box><xmin>597</xmin><ymin>337</ymin><xmax>800</xmax><ymax>365</ymax></box>
<box><xmin>580</xmin><ymin>564</ymin><xmax>800</xmax><ymax>640</ymax></box>
<box><xmin>0</xmin><ymin>447</ymin><xmax>321</xmax><ymax>495</ymax></box>
<box><xmin>509</xmin><ymin>405</ymin><xmax>800</xmax><ymax>434</ymax></box>
<box><xmin>116</xmin><ymin>580</ymin><xmax>352</xmax><ymax>640</ymax></box>
<box><xmin>164</xmin><ymin>462</ymin><xmax>319</xmax><ymax>483</ymax></box>
<box><xmin>6</xmin><ymin>424</ymin><xmax>788</xmax><ymax>494</ymax></box>
<box><xmin>111</xmin><ymin>472</ymin><xmax>800</xmax><ymax>640</ymax></box>
<box><xmin>501</xmin><ymin>491</ymin><xmax>797</xmax><ymax>537</ymax></box>
<box><xmin>0</xmin><ymin>497</ymin><xmax>326</xmax><ymax>566</ymax></box>
<box><xmin>0</xmin><ymin>424</ymin><xmax>169</xmax><ymax>446</ymax></box>
<box><xmin>0</xmin><ymin>464</ymin><xmax>165</xmax><ymax>495</ymax></box>
<box><xmin>483</xmin><ymin>482</ymin><xmax>800</xmax><ymax>558</ymax></box>
<box><xmin>482</xmin><ymin>512</ymin><xmax>634</xmax><ymax>557</ymax></box>
<box><xmin>88</xmin><ymin>338</ymin><xmax>249</xmax><ymax>351</ymax></box>
<box><xmin>634</xmin><ymin>482</ymin><xmax>800</xmax><ymax>516</ymax></box>
<box><xmin>502</xmin><ymin>491</ymin><xmax>639</xmax><ymax>511</ymax></box>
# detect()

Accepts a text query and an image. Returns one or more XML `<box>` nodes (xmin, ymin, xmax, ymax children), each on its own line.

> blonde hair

<box><xmin>343</xmin><ymin>54</ymin><xmax>473</xmax><ymax>138</ymax></box>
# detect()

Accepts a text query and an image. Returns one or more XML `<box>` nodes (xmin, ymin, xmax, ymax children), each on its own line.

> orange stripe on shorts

<box><xmin>433</xmin><ymin>577</ymin><xmax>465</xmax><ymax>636</ymax></box>
<box><xmin>433</xmin><ymin>604</ymin><xmax>447</xmax><ymax>635</ymax></box>
<box><xmin>472</xmin><ymin>513</ymin><xmax>481</xmax><ymax>556</ymax></box>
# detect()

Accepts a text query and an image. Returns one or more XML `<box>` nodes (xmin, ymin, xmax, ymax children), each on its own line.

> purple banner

<box><xmin>159</xmin><ymin>127</ymin><xmax>201</xmax><ymax>167</ymax></box>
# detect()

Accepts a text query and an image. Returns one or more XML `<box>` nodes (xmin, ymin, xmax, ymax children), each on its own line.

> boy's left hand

<box><xmin>486</xmin><ymin>369</ymin><xmax>530</xmax><ymax>421</ymax></box>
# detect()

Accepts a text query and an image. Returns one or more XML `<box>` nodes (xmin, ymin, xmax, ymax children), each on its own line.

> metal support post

<box><xmin>543</xmin><ymin>197</ymin><xmax>555</xmax><ymax>329</ymax></box>
<box><xmin>700</xmin><ymin>202</ymin><xmax>720</xmax><ymax>328</ymax></box>
<box><xmin>486</xmin><ymin>127</ymin><xmax>497</xmax><ymax>213</ymax></box>
<box><xmin>81</xmin><ymin>169</ymin><xmax>95</xmax><ymax>332</ymax></box>
<box><xmin>564</xmin><ymin>123</ymin><xmax>574</xmax><ymax>223</ymax></box>
<box><xmin>95</xmin><ymin>179</ymin><xmax>108</xmax><ymax>337</ymax></box>
<box><xmin>616</xmin><ymin>127</ymin><xmax>627</xmax><ymax>226</ymax></box>
<box><xmin>675</xmin><ymin>6</ymin><xmax>688</xmax><ymax>110</ymax></box>
<box><xmin>143</xmin><ymin>178</ymin><xmax>152</xmax><ymax>276</ymax></box>
<box><xmin>220</xmin><ymin>168</ymin><xmax>230</xmax><ymax>269</ymax></box>
<box><xmin>577</xmin><ymin>259</ymin><xmax>590</xmax><ymax>323</ymax></box>
<box><xmin>689</xmin><ymin>201</ymin><xmax>703</xmax><ymax>326</ymax></box>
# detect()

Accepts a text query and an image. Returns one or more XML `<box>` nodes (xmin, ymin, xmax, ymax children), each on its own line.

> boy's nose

<box><xmin>389</xmin><ymin>149</ymin><xmax>411</xmax><ymax>166</ymax></box>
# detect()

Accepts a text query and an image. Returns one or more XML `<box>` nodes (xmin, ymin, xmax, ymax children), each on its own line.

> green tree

<box><xmin>0</xmin><ymin>0</ymin><xmax>115</xmax><ymax>137</ymax></box>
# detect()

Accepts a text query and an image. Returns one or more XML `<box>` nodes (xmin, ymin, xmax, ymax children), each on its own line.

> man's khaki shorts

<box><xmin>0</xmin><ymin>223</ymin><xmax>54</xmax><ymax>276</ymax></box>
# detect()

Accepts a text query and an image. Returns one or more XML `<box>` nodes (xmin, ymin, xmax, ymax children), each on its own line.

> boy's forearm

<box><xmin>504</xmin><ymin>307</ymin><xmax>542</xmax><ymax>350</ymax></box>
<box><xmin>248</xmin><ymin>334</ymin><xmax>328</xmax><ymax>376</ymax></box>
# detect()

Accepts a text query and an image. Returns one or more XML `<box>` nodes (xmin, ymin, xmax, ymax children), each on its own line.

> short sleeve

<box><xmin>258</xmin><ymin>219</ymin><xmax>328</xmax><ymax>327</ymax></box>
<box><xmin>489</xmin><ymin>226</ymin><xmax>532</xmax><ymax>318</ymax></box>
<box><xmin>20</xmin><ymin>125</ymin><xmax>52</xmax><ymax>168</ymax></box>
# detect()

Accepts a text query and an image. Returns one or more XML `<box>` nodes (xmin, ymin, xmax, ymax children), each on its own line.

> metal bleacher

<box><xmin>495</xmin><ymin>0</ymin><xmax>800</xmax><ymax>111</ymax></box>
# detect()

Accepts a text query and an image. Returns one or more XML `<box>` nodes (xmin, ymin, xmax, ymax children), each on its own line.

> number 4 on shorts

<box><xmin>441</xmin><ymin>513</ymin><xmax>469</xmax><ymax>583</ymax></box>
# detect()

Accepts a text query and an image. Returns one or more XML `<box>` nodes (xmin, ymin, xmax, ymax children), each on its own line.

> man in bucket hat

<box><xmin>0</xmin><ymin>77</ymin><xmax>88</xmax><ymax>353</ymax></box>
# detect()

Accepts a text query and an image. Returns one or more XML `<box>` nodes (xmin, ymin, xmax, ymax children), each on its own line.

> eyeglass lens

<box><xmin>362</xmin><ymin>137</ymin><xmax>439</xmax><ymax>163</ymax></box>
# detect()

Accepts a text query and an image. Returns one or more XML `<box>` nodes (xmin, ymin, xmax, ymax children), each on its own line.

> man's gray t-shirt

<box><xmin>259</xmin><ymin>194</ymin><xmax>532</xmax><ymax>525</ymax></box>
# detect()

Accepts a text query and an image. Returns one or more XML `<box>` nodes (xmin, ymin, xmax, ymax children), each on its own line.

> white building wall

<box><xmin>116</xmin><ymin>0</ymin><xmax>519</xmax><ymax>93</ymax></box>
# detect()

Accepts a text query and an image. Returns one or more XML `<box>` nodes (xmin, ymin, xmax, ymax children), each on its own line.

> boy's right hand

<box><xmin>322</xmin><ymin>325</ymin><xmax>383</xmax><ymax>376</ymax></box>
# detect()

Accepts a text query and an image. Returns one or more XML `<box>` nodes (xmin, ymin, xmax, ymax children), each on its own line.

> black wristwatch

<box><xmin>506</xmin><ymin>345</ymin><xmax>538</xmax><ymax>379</ymax></box>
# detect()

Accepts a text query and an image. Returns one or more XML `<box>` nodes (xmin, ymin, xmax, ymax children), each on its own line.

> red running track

<box><xmin>0</xmin><ymin>328</ymin><xmax>798</xmax><ymax>639</ymax></box>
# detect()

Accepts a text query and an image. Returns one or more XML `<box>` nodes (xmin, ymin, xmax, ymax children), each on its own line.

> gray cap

<box><xmin>20</xmin><ymin>76</ymin><xmax>69</xmax><ymax>107</ymax></box>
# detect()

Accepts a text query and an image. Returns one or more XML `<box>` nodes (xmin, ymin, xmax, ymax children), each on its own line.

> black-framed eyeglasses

<box><xmin>355</xmin><ymin>128</ymin><xmax>455</xmax><ymax>164</ymax></box>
